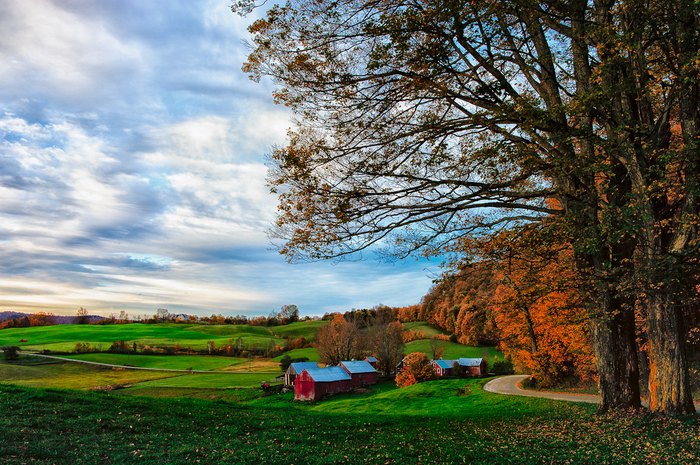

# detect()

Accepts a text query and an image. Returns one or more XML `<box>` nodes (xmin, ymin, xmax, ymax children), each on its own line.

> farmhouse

<box><xmin>285</xmin><ymin>361</ymin><xmax>320</xmax><ymax>386</ymax></box>
<box><xmin>294</xmin><ymin>366</ymin><xmax>353</xmax><ymax>401</ymax></box>
<box><xmin>456</xmin><ymin>358</ymin><xmax>487</xmax><ymax>376</ymax></box>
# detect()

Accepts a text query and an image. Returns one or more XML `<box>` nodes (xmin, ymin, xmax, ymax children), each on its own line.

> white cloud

<box><xmin>0</xmin><ymin>1</ymin><xmax>435</xmax><ymax>317</ymax></box>
<box><xmin>0</xmin><ymin>0</ymin><xmax>147</xmax><ymax>106</ymax></box>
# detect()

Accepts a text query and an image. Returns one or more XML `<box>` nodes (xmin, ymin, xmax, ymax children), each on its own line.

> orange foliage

<box><xmin>395</xmin><ymin>352</ymin><xmax>436</xmax><ymax>388</ymax></box>
<box><xmin>421</xmin><ymin>225</ymin><xmax>596</xmax><ymax>387</ymax></box>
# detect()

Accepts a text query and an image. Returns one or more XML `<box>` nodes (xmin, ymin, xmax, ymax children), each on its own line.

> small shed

<box><xmin>431</xmin><ymin>359</ymin><xmax>458</xmax><ymax>377</ymax></box>
<box><xmin>456</xmin><ymin>358</ymin><xmax>487</xmax><ymax>376</ymax></box>
<box><xmin>340</xmin><ymin>360</ymin><xmax>378</xmax><ymax>387</ymax></box>
<box><xmin>365</xmin><ymin>356</ymin><xmax>379</xmax><ymax>369</ymax></box>
<box><xmin>285</xmin><ymin>361</ymin><xmax>320</xmax><ymax>386</ymax></box>
<box><xmin>294</xmin><ymin>366</ymin><xmax>353</xmax><ymax>401</ymax></box>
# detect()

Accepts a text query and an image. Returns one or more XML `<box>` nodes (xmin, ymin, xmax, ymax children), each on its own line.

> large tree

<box><xmin>238</xmin><ymin>0</ymin><xmax>699</xmax><ymax>413</ymax></box>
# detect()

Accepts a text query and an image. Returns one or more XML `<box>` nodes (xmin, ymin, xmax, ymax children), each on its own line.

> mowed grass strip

<box><xmin>1</xmin><ymin>380</ymin><xmax>697</xmax><ymax>465</ymax></box>
<box><xmin>62</xmin><ymin>353</ymin><xmax>246</xmax><ymax>371</ymax></box>
<box><xmin>403</xmin><ymin>321</ymin><xmax>448</xmax><ymax>337</ymax></box>
<box><xmin>131</xmin><ymin>372</ymin><xmax>279</xmax><ymax>389</ymax></box>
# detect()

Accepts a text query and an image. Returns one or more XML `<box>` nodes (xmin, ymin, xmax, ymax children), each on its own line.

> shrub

<box><xmin>395</xmin><ymin>352</ymin><xmax>436</xmax><ymax>388</ymax></box>
<box><xmin>1</xmin><ymin>346</ymin><xmax>19</xmax><ymax>361</ymax></box>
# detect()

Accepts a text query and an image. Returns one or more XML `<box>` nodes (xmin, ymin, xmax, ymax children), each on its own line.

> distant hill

<box><xmin>0</xmin><ymin>311</ymin><xmax>104</xmax><ymax>324</ymax></box>
<box><xmin>0</xmin><ymin>311</ymin><xmax>26</xmax><ymax>322</ymax></box>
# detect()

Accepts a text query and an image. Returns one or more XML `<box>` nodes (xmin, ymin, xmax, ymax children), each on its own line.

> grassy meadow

<box><xmin>1</xmin><ymin>378</ymin><xmax>697</xmax><ymax>464</ymax></box>
<box><xmin>62</xmin><ymin>353</ymin><xmax>246</xmax><ymax>370</ymax></box>
<box><xmin>0</xmin><ymin>321</ymin><xmax>324</xmax><ymax>352</ymax></box>
<box><xmin>405</xmin><ymin>339</ymin><xmax>502</xmax><ymax>360</ymax></box>
<box><xmin>0</xmin><ymin>321</ymin><xmax>697</xmax><ymax>464</ymax></box>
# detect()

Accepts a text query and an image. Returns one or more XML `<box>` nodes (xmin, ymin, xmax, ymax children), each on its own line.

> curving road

<box><xmin>484</xmin><ymin>375</ymin><xmax>599</xmax><ymax>404</ymax></box>
<box><xmin>484</xmin><ymin>375</ymin><xmax>700</xmax><ymax>412</ymax></box>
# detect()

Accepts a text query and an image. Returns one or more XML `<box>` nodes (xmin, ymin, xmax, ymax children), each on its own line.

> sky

<box><xmin>0</xmin><ymin>0</ymin><xmax>437</xmax><ymax>317</ymax></box>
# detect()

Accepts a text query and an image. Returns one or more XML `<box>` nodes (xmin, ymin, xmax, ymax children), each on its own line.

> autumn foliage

<box><xmin>395</xmin><ymin>352</ymin><xmax>436</xmax><ymax>388</ymax></box>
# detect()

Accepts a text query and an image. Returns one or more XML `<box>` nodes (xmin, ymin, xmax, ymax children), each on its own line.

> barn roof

<box><xmin>304</xmin><ymin>366</ymin><xmax>352</xmax><ymax>382</ymax></box>
<box><xmin>340</xmin><ymin>360</ymin><xmax>377</xmax><ymax>374</ymax></box>
<box><xmin>433</xmin><ymin>359</ymin><xmax>458</xmax><ymax>369</ymax></box>
<box><xmin>289</xmin><ymin>362</ymin><xmax>320</xmax><ymax>374</ymax></box>
<box><xmin>457</xmin><ymin>358</ymin><xmax>484</xmax><ymax>367</ymax></box>
<box><xmin>365</xmin><ymin>356</ymin><xmax>378</xmax><ymax>363</ymax></box>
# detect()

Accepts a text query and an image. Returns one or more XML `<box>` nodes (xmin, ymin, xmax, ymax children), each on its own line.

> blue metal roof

<box><xmin>457</xmin><ymin>358</ymin><xmax>484</xmax><ymax>367</ymax></box>
<box><xmin>289</xmin><ymin>362</ymin><xmax>320</xmax><ymax>374</ymax></box>
<box><xmin>340</xmin><ymin>360</ymin><xmax>377</xmax><ymax>374</ymax></box>
<box><xmin>365</xmin><ymin>356</ymin><xmax>378</xmax><ymax>363</ymax></box>
<box><xmin>433</xmin><ymin>359</ymin><xmax>458</xmax><ymax>369</ymax></box>
<box><xmin>304</xmin><ymin>366</ymin><xmax>352</xmax><ymax>382</ymax></box>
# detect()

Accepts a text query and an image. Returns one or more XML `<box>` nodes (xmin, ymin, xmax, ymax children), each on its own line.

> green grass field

<box><xmin>1</xmin><ymin>378</ymin><xmax>697</xmax><ymax>464</ymax></box>
<box><xmin>403</xmin><ymin>321</ymin><xmax>448</xmax><ymax>337</ymax></box>
<box><xmin>62</xmin><ymin>353</ymin><xmax>246</xmax><ymax>371</ymax></box>
<box><xmin>128</xmin><ymin>372</ymin><xmax>279</xmax><ymax>389</ymax></box>
<box><xmin>0</xmin><ymin>359</ymin><xmax>278</xmax><ymax>392</ymax></box>
<box><xmin>0</xmin><ymin>359</ymin><xmax>179</xmax><ymax>390</ymax></box>
<box><xmin>0</xmin><ymin>321</ymin><xmax>324</xmax><ymax>352</ymax></box>
<box><xmin>269</xmin><ymin>320</ymin><xmax>327</xmax><ymax>338</ymax></box>
<box><xmin>272</xmin><ymin>347</ymin><xmax>320</xmax><ymax>361</ymax></box>
<box><xmin>404</xmin><ymin>339</ymin><xmax>502</xmax><ymax>361</ymax></box>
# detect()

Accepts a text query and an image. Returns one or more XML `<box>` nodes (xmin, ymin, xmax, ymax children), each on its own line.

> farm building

<box><xmin>432</xmin><ymin>359</ymin><xmax>458</xmax><ymax>377</ymax></box>
<box><xmin>340</xmin><ymin>360</ymin><xmax>378</xmax><ymax>387</ymax></box>
<box><xmin>365</xmin><ymin>356</ymin><xmax>379</xmax><ymax>369</ymax></box>
<box><xmin>294</xmin><ymin>366</ymin><xmax>353</xmax><ymax>401</ymax></box>
<box><xmin>285</xmin><ymin>361</ymin><xmax>320</xmax><ymax>386</ymax></box>
<box><xmin>456</xmin><ymin>358</ymin><xmax>487</xmax><ymax>376</ymax></box>
<box><xmin>432</xmin><ymin>358</ymin><xmax>487</xmax><ymax>377</ymax></box>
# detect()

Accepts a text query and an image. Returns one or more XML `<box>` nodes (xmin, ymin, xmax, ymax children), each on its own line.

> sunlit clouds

<box><xmin>0</xmin><ymin>0</ymin><xmax>434</xmax><ymax>316</ymax></box>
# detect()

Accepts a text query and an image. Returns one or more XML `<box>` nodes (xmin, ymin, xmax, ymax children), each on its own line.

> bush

<box><xmin>492</xmin><ymin>359</ymin><xmax>515</xmax><ymax>375</ymax></box>
<box><xmin>1</xmin><ymin>346</ymin><xmax>19</xmax><ymax>361</ymax></box>
<box><xmin>395</xmin><ymin>352</ymin><xmax>436</xmax><ymax>388</ymax></box>
<box><xmin>74</xmin><ymin>342</ymin><xmax>96</xmax><ymax>353</ymax></box>
<box><xmin>108</xmin><ymin>340</ymin><xmax>130</xmax><ymax>353</ymax></box>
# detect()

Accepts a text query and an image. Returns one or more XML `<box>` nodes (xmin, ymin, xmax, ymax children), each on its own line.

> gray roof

<box><xmin>340</xmin><ymin>360</ymin><xmax>377</xmax><ymax>374</ymax></box>
<box><xmin>457</xmin><ymin>358</ymin><xmax>484</xmax><ymax>367</ymax></box>
<box><xmin>288</xmin><ymin>362</ymin><xmax>320</xmax><ymax>374</ymax></box>
<box><xmin>304</xmin><ymin>366</ymin><xmax>352</xmax><ymax>382</ymax></box>
<box><xmin>433</xmin><ymin>359</ymin><xmax>458</xmax><ymax>369</ymax></box>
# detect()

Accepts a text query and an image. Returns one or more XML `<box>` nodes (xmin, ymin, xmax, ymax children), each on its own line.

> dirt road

<box><xmin>484</xmin><ymin>375</ymin><xmax>700</xmax><ymax>412</ymax></box>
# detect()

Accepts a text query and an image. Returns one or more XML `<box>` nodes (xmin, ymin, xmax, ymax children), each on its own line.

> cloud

<box><xmin>0</xmin><ymin>1</ymin><xmax>436</xmax><ymax>317</ymax></box>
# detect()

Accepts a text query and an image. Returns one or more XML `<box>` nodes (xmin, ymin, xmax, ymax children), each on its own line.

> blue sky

<box><xmin>0</xmin><ymin>0</ymin><xmax>436</xmax><ymax>317</ymax></box>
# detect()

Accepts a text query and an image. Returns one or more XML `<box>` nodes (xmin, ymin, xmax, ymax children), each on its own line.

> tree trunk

<box><xmin>647</xmin><ymin>287</ymin><xmax>696</xmax><ymax>414</ymax></box>
<box><xmin>589</xmin><ymin>289</ymin><xmax>642</xmax><ymax>412</ymax></box>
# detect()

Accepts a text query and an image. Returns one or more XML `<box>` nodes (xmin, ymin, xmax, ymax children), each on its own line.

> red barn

<box><xmin>365</xmin><ymin>356</ymin><xmax>379</xmax><ymax>369</ymax></box>
<box><xmin>340</xmin><ymin>360</ymin><xmax>378</xmax><ymax>387</ymax></box>
<box><xmin>294</xmin><ymin>367</ymin><xmax>353</xmax><ymax>401</ymax></box>
<box><xmin>431</xmin><ymin>359</ymin><xmax>458</xmax><ymax>377</ymax></box>
<box><xmin>457</xmin><ymin>358</ymin><xmax>487</xmax><ymax>376</ymax></box>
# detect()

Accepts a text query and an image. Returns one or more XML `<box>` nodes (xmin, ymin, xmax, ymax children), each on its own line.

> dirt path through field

<box><xmin>484</xmin><ymin>375</ymin><xmax>700</xmax><ymax>412</ymax></box>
